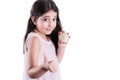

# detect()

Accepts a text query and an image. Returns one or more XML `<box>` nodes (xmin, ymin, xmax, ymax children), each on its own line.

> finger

<box><xmin>66</xmin><ymin>33</ymin><xmax>70</xmax><ymax>38</ymax></box>
<box><xmin>59</xmin><ymin>40</ymin><xmax>64</xmax><ymax>44</ymax></box>
<box><xmin>44</xmin><ymin>53</ymin><xmax>49</xmax><ymax>63</ymax></box>
<box><xmin>66</xmin><ymin>32</ymin><xmax>69</xmax><ymax>34</ymax></box>
<box><xmin>62</xmin><ymin>31</ymin><xmax>65</xmax><ymax>33</ymax></box>
<box><xmin>59</xmin><ymin>41</ymin><xmax>67</xmax><ymax>44</ymax></box>
<box><xmin>50</xmin><ymin>64</ymin><xmax>57</xmax><ymax>73</ymax></box>
<box><xmin>68</xmin><ymin>35</ymin><xmax>70</xmax><ymax>38</ymax></box>
<box><xmin>58</xmin><ymin>31</ymin><xmax>62</xmax><ymax>35</ymax></box>
<box><xmin>48</xmin><ymin>60</ymin><xmax>53</xmax><ymax>64</ymax></box>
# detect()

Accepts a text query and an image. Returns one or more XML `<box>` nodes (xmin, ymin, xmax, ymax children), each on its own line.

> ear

<box><xmin>31</xmin><ymin>16</ymin><xmax>37</xmax><ymax>25</ymax></box>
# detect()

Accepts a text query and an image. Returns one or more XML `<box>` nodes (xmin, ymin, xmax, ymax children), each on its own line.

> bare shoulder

<box><xmin>26</xmin><ymin>36</ymin><xmax>41</xmax><ymax>54</ymax></box>
<box><xmin>28</xmin><ymin>36</ymin><xmax>40</xmax><ymax>46</ymax></box>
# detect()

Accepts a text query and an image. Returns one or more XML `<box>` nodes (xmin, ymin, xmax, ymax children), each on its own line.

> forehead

<box><xmin>41</xmin><ymin>10</ymin><xmax>57</xmax><ymax>17</ymax></box>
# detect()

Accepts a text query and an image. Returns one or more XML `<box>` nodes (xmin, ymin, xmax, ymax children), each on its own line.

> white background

<box><xmin>0</xmin><ymin>0</ymin><xmax>120</xmax><ymax>80</ymax></box>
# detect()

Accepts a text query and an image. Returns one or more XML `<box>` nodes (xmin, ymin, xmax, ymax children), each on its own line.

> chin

<box><xmin>46</xmin><ymin>31</ymin><xmax>52</xmax><ymax>35</ymax></box>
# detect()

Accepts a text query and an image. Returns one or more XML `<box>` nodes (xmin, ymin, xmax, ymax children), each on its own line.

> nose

<box><xmin>48</xmin><ymin>20</ymin><xmax>54</xmax><ymax>28</ymax></box>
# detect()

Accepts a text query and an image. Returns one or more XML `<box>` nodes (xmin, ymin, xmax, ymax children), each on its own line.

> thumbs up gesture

<box><xmin>43</xmin><ymin>54</ymin><xmax>57</xmax><ymax>73</ymax></box>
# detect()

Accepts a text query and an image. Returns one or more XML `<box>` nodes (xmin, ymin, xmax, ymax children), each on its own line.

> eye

<box><xmin>53</xmin><ymin>18</ymin><xmax>57</xmax><ymax>22</ymax></box>
<box><xmin>43</xmin><ymin>18</ymin><xmax>49</xmax><ymax>22</ymax></box>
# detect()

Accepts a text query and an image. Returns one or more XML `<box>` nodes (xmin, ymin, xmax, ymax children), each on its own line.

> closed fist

<box><xmin>47</xmin><ymin>61</ymin><xmax>57</xmax><ymax>73</ymax></box>
<box><xmin>58</xmin><ymin>31</ymin><xmax>70</xmax><ymax>44</ymax></box>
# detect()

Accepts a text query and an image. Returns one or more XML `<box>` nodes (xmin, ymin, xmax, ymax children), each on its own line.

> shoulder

<box><xmin>26</xmin><ymin>32</ymin><xmax>41</xmax><ymax>46</ymax></box>
<box><xmin>28</xmin><ymin>36</ymin><xmax>40</xmax><ymax>47</ymax></box>
<box><xmin>26</xmin><ymin>36</ymin><xmax>41</xmax><ymax>53</ymax></box>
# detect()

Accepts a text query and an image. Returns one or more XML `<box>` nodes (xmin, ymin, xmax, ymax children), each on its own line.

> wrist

<box><xmin>58</xmin><ymin>45</ymin><xmax>66</xmax><ymax>49</ymax></box>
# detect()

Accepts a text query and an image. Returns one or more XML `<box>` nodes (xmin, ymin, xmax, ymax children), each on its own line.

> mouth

<box><xmin>46</xmin><ymin>28</ymin><xmax>52</xmax><ymax>31</ymax></box>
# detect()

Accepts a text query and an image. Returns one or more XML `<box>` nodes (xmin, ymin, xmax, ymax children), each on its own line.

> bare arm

<box><xmin>26</xmin><ymin>36</ymin><xmax>57</xmax><ymax>79</ymax></box>
<box><xmin>26</xmin><ymin>37</ymin><xmax>48</xmax><ymax>79</ymax></box>
<box><xmin>57</xmin><ymin>31</ymin><xmax>70</xmax><ymax>63</ymax></box>
<box><xmin>57</xmin><ymin>45</ymin><xmax>66</xmax><ymax>63</ymax></box>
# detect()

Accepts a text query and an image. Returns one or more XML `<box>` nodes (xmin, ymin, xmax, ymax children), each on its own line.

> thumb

<box><xmin>44</xmin><ymin>53</ymin><xmax>49</xmax><ymax>63</ymax></box>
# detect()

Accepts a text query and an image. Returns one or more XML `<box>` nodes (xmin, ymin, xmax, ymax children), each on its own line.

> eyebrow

<box><xmin>42</xmin><ymin>16</ymin><xmax>57</xmax><ymax>18</ymax></box>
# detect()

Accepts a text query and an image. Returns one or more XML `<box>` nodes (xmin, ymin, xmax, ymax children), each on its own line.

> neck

<box><xmin>34</xmin><ymin>29</ymin><xmax>49</xmax><ymax>41</ymax></box>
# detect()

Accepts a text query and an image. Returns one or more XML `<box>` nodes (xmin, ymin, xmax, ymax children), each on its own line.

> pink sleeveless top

<box><xmin>23</xmin><ymin>32</ymin><xmax>61</xmax><ymax>80</ymax></box>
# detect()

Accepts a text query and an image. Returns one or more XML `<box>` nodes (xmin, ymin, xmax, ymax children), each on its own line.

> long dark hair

<box><xmin>24</xmin><ymin>0</ymin><xmax>62</xmax><ymax>53</ymax></box>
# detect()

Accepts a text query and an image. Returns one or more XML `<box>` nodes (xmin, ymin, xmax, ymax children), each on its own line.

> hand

<box><xmin>43</xmin><ymin>54</ymin><xmax>57</xmax><ymax>73</ymax></box>
<box><xmin>47</xmin><ymin>60</ymin><xmax>57</xmax><ymax>73</ymax></box>
<box><xmin>58</xmin><ymin>31</ymin><xmax>70</xmax><ymax>47</ymax></box>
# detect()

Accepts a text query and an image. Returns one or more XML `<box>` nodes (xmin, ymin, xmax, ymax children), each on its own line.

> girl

<box><xmin>23</xmin><ymin>0</ymin><xmax>70</xmax><ymax>80</ymax></box>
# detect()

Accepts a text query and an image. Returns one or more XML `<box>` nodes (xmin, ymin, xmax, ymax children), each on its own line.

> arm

<box><xmin>57</xmin><ymin>45</ymin><xmax>66</xmax><ymax>63</ymax></box>
<box><xmin>26</xmin><ymin>36</ymin><xmax>57</xmax><ymax>79</ymax></box>
<box><xmin>57</xmin><ymin>31</ymin><xmax>70</xmax><ymax>63</ymax></box>
<box><xmin>26</xmin><ymin>37</ymin><xmax>48</xmax><ymax>79</ymax></box>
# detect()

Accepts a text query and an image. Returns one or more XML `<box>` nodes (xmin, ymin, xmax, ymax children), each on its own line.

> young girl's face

<box><xmin>33</xmin><ymin>10</ymin><xmax>57</xmax><ymax>35</ymax></box>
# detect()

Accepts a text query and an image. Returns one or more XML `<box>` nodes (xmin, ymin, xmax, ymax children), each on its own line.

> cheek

<box><xmin>44</xmin><ymin>23</ymin><xmax>49</xmax><ymax>27</ymax></box>
<box><xmin>41</xmin><ymin>22</ymin><xmax>49</xmax><ymax>27</ymax></box>
<box><xmin>37</xmin><ymin>22</ymin><xmax>47</xmax><ymax>28</ymax></box>
<box><xmin>53</xmin><ymin>23</ymin><xmax>57</xmax><ymax>28</ymax></box>
<box><xmin>52</xmin><ymin>25</ymin><xmax>56</xmax><ymax>31</ymax></box>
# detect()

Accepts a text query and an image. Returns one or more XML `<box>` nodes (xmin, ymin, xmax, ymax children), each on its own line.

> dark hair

<box><xmin>24</xmin><ymin>0</ymin><xmax>62</xmax><ymax>53</ymax></box>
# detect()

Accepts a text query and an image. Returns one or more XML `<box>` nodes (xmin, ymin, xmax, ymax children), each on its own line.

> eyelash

<box><xmin>43</xmin><ymin>18</ymin><xmax>57</xmax><ymax>22</ymax></box>
<box><xmin>43</xmin><ymin>18</ymin><xmax>49</xmax><ymax>21</ymax></box>
<box><xmin>53</xmin><ymin>18</ymin><xmax>57</xmax><ymax>21</ymax></box>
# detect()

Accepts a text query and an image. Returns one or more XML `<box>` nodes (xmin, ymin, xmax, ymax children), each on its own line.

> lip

<box><xmin>45</xmin><ymin>28</ymin><xmax>53</xmax><ymax>34</ymax></box>
<box><xmin>46</xmin><ymin>28</ymin><xmax>52</xmax><ymax>31</ymax></box>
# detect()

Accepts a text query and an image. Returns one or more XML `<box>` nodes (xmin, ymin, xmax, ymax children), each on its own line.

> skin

<box><xmin>25</xmin><ymin>10</ymin><xmax>70</xmax><ymax>79</ymax></box>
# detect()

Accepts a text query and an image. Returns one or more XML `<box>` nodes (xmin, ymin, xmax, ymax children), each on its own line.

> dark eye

<box><xmin>53</xmin><ymin>18</ymin><xmax>57</xmax><ymax>22</ymax></box>
<box><xmin>43</xmin><ymin>18</ymin><xmax>48</xmax><ymax>21</ymax></box>
<box><xmin>42</xmin><ymin>18</ymin><xmax>49</xmax><ymax>22</ymax></box>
